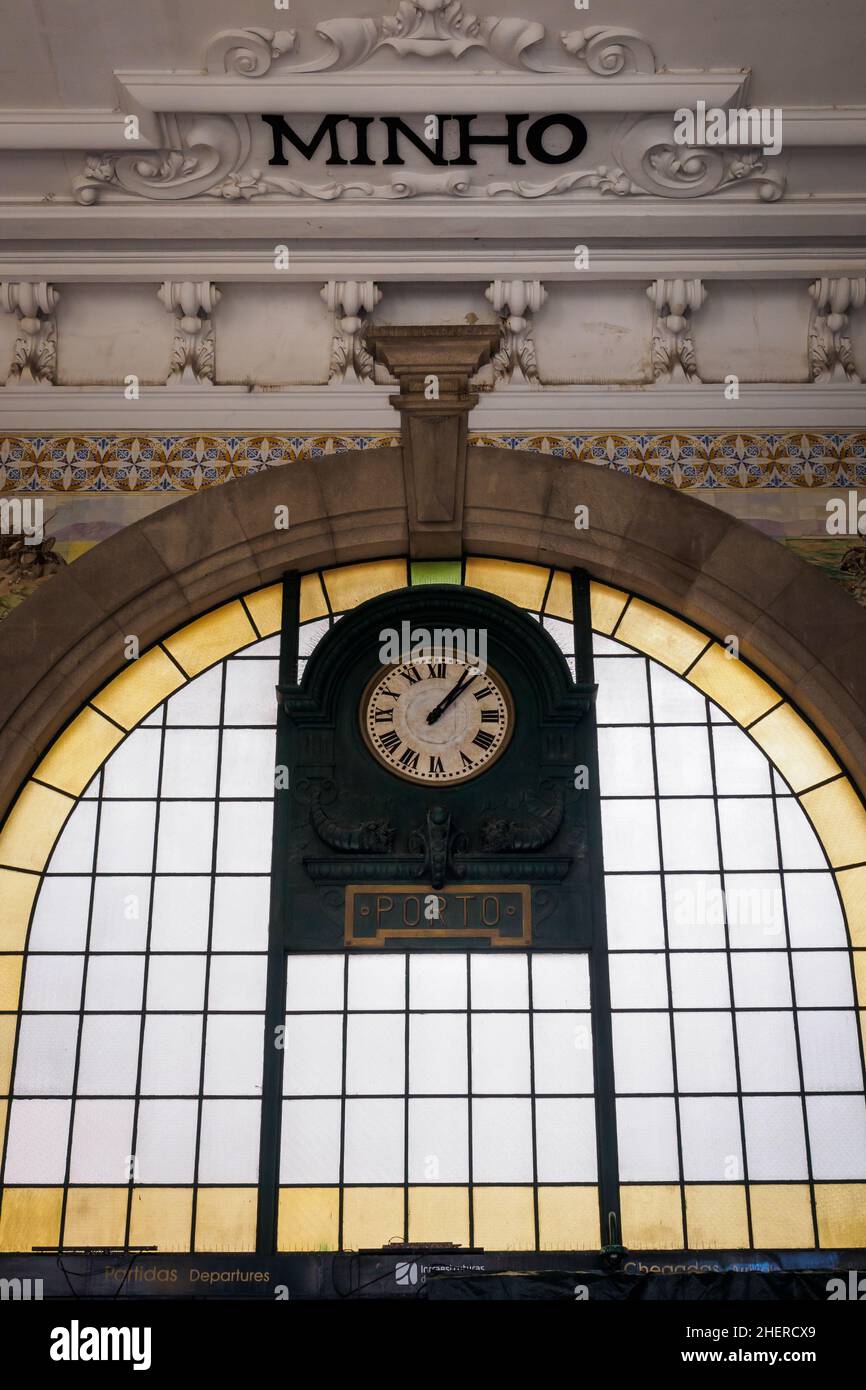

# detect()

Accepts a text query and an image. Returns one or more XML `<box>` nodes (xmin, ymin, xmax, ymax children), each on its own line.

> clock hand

<box><xmin>425</xmin><ymin>669</ymin><xmax>479</xmax><ymax>725</ymax></box>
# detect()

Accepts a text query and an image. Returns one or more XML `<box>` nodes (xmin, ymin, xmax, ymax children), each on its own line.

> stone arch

<box><xmin>0</xmin><ymin>443</ymin><xmax>864</xmax><ymax>825</ymax></box>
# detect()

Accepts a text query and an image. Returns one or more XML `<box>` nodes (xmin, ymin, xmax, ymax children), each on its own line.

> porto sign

<box><xmin>262</xmin><ymin>113</ymin><xmax>588</xmax><ymax>167</ymax></box>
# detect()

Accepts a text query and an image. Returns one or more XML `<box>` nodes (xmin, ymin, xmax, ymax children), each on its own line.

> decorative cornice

<box><xmin>0</xmin><ymin>282</ymin><xmax>59</xmax><ymax>387</ymax></box>
<box><xmin>808</xmin><ymin>277</ymin><xmax>866</xmax><ymax>385</ymax></box>
<box><xmin>647</xmin><ymin>279</ymin><xmax>708</xmax><ymax>384</ymax></box>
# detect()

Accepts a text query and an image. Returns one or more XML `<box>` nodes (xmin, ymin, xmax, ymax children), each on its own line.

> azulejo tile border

<box><xmin>0</xmin><ymin>431</ymin><xmax>865</xmax><ymax>492</ymax></box>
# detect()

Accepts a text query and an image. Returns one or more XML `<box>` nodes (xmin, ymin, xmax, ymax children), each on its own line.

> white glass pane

<box><xmin>613</xmin><ymin>1013</ymin><xmax>673</xmax><ymax>1094</ymax></box>
<box><xmin>542</xmin><ymin>615</ymin><xmax>574</xmax><ymax>656</ymax></box>
<box><xmin>679</xmin><ymin>1097</ymin><xmax>743</xmax><ymax>1181</ymax></box>
<box><xmin>669</xmin><ymin>952</ymin><xmax>730</xmax><ymax>1008</ymax></box>
<box><xmin>282</xmin><ymin>1014</ymin><xmax>344</xmax><ymax>1097</ymax></box>
<box><xmin>13</xmin><ymin>1015</ymin><xmax>78</xmax><ymax>1094</ymax></box>
<box><xmin>726</xmin><ymin>873</ymin><xmax>786</xmax><ymax>949</ymax></box>
<box><xmin>598</xmin><ymin>727</ymin><xmax>655</xmax><ymax>796</ymax></box>
<box><xmin>409</xmin><ymin>1013</ymin><xmax>467</xmax><ymax>1094</ymax></box>
<box><xmin>96</xmin><ymin>801</ymin><xmax>156</xmax><ymax>874</ymax></box>
<box><xmin>346</xmin><ymin>1014</ymin><xmax>405</xmax><ymax>1095</ymax></box>
<box><xmin>223</xmin><ymin>659</ymin><xmax>279</xmax><ymax>726</ymax></box>
<box><xmin>347</xmin><ymin>954</ymin><xmax>405</xmax><ymax>1010</ymax></box>
<box><xmin>533</xmin><ymin>1012</ymin><xmax>594</xmax><ymax>1093</ymax></box>
<box><xmin>198</xmin><ymin>1099</ymin><xmax>261</xmax><ymax>1182</ymax></box>
<box><xmin>141</xmin><ymin>706</ymin><xmax>163</xmax><ymax>727</ymax></box>
<box><xmin>730</xmin><ymin>952</ymin><xmax>792</xmax><ymax>1008</ymax></box>
<box><xmin>609</xmin><ymin>953</ymin><xmax>669</xmax><ymax>1009</ymax></box>
<box><xmin>408</xmin><ymin>1097</ymin><xmax>468</xmax><ymax>1182</ymax></box>
<box><xmin>806</xmin><ymin>1096</ymin><xmax>866</xmax><ymax>1179</ymax></box>
<box><xmin>718</xmin><ymin>798</ymin><xmax>778</xmax><ymax>871</ymax></box>
<box><xmin>593</xmin><ymin>634</ymin><xmax>631</xmax><ymax>657</ymax></box>
<box><xmin>216</xmin><ymin>802</ymin><xmax>273</xmax><ymax>874</ymax></box>
<box><xmin>160</xmin><ymin>729</ymin><xmax>219</xmax><ymax>798</ymax></box>
<box><xmin>207</xmin><ymin>955</ymin><xmax>267</xmax><ymax>1010</ymax></box>
<box><xmin>535</xmin><ymin>1097</ymin><xmax>597</xmax><ymax>1182</ymax></box>
<box><xmin>798</xmin><ymin>1011</ymin><xmax>863</xmax><ymax>1091</ymax></box>
<box><xmin>792</xmin><ymin>951</ymin><xmax>854</xmax><ymax>1008</ymax></box>
<box><xmin>776</xmin><ymin>798</ymin><xmax>827</xmax><ymax>870</ymax></box>
<box><xmin>660</xmin><ymin>800</ymin><xmax>719</xmax><ymax>872</ymax></box>
<box><xmin>471</xmin><ymin>1098</ymin><xmax>533</xmax><ymax>1181</ymax></box>
<box><xmin>238</xmin><ymin>634</ymin><xmax>281</xmax><ymax>658</ymax></box>
<box><xmin>102</xmin><ymin>728</ymin><xmax>161</xmax><ymax>798</ymax></box>
<box><xmin>135</xmin><ymin>1099</ymin><xmax>198</xmax><ymax>1182</ymax></box>
<box><xmin>77</xmin><ymin>1015</ymin><xmax>141</xmax><ymax>1095</ymax></box>
<box><xmin>286</xmin><ymin>954</ymin><xmax>344</xmax><ymax>1012</ymax></box>
<box><xmin>785</xmin><ymin>873</ymin><xmax>847</xmax><ymax>947</ymax></box>
<box><xmin>69</xmin><ymin>1098</ymin><xmax>135</xmax><ymax>1183</ymax></box>
<box><xmin>84</xmin><ymin>955</ymin><xmax>145</xmax><ymax>1011</ymax></box>
<box><xmin>616</xmin><ymin>1097</ymin><xmax>679</xmax><ymax>1180</ymax></box>
<box><xmin>773</xmin><ymin>769</ymin><xmax>792</xmax><ymax>795</ymax></box>
<box><xmin>156</xmin><ymin>801</ymin><xmax>214</xmax><ymax>873</ymax></box>
<box><xmin>601</xmin><ymin>801</ymin><xmax>660</xmax><ymax>872</ymax></box>
<box><xmin>666</xmin><ymin>875</ymin><xmax>726</xmax><ymax>949</ymax></box>
<box><xmin>650</xmin><ymin>662</ymin><xmax>707</xmax><ymax>722</ymax></box>
<box><xmin>595</xmin><ymin>657</ymin><xmax>649</xmax><ymax>724</ymax></box>
<box><xmin>604</xmin><ymin>875</ymin><xmax>665</xmax><ymax>949</ymax></box>
<box><xmin>470</xmin><ymin>954</ymin><xmax>528</xmax><ymax>1010</ymax></box>
<box><xmin>140</xmin><ymin>1015</ymin><xmax>202</xmax><ymax>1095</ymax></box>
<box><xmin>166</xmin><ymin>665</ymin><xmax>222</xmax><ymax>725</ymax></box>
<box><xmin>655</xmin><ymin>727</ymin><xmax>713</xmax><ymax>796</ymax></box>
<box><xmin>343</xmin><ymin>1098</ymin><xmax>404</xmax><ymax>1183</ymax></box>
<box><xmin>710</xmin><ymin>703</ymin><xmax>732</xmax><ymax>724</ymax></box>
<box><xmin>28</xmin><ymin>877</ymin><xmax>92</xmax><ymax>951</ymax></box>
<box><xmin>22</xmin><ymin>954</ymin><xmax>84</xmax><ymax>1011</ymax></box>
<box><xmin>150</xmin><ymin>876</ymin><xmax>211</xmax><ymax>951</ymax></box>
<box><xmin>204</xmin><ymin>1015</ymin><xmax>264</xmax><ymax>1095</ymax></box>
<box><xmin>674</xmin><ymin>1013</ymin><xmax>737</xmax><ymax>1092</ymax></box>
<box><xmin>298</xmin><ymin>619</ymin><xmax>330</xmax><ymax>657</ymax></box>
<box><xmin>3</xmin><ymin>1099</ymin><xmax>71</xmax><ymax>1182</ymax></box>
<box><xmin>472</xmin><ymin>1014</ymin><xmax>531</xmax><ymax>1093</ymax></box>
<box><xmin>531</xmin><ymin>954</ymin><xmax>590</xmax><ymax>1010</ymax></box>
<box><xmin>46</xmin><ymin>801</ymin><xmax>96</xmax><ymax>873</ymax></box>
<box><xmin>212</xmin><ymin>876</ymin><xmax>270</xmax><ymax>951</ymax></box>
<box><xmin>145</xmin><ymin>955</ymin><xmax>206</xmax><ymax>1010</ymax></box>
<box><xmin>219</xmin><ymin>728</ymin><xmax>276</xmax><ymax>798</ymax></box>
<box><xmin>409</xmin><ymin>953</ymin><xmax>467</xmax><ymax>1010</ymax></box>
<box><xmin>89</xmin><ymin>877</ymin><xmax>151</xmax><ymax>952</ymax></box>
<box><xmin>712</xmin><ymin>725</ymin><xmax>772</xmax><ymax>794</ymax></box>
<box><xmin>743</xmin><ymin>1095</ymin><xmax>808</xmax><ymax>1180</ymax></box>
<box><xmin>280</xmin><ymin>1098</ymin><xmax>341</xmax><ymax>1183</ymax></box>
<box><xmin>736</xmin><ymin>1012</ymin><xmax>801</xmax><ymax>1092</ymax></box>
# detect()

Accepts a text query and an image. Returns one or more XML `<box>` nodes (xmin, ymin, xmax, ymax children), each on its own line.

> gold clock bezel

<box><xmin>360</xmin><ymin>656</ymin><xmax>515</xmax><ymax>785</ymax></box>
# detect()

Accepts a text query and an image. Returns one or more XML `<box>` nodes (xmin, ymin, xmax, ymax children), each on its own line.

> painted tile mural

<box><xmin>1</xmin><ymin>431</ymin><xmax>864</xmax><ymax>618</ymax></box>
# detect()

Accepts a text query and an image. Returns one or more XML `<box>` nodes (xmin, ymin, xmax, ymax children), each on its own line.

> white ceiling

<box><xmin>1</xmin><ymin>0</ymin><xmax>864</xmax><ymax>110</ymax></box>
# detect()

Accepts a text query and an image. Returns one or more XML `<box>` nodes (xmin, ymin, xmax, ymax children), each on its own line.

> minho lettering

<box><xmin>262</xmin><ymin>114</ymin><xmax>588</xmax><ymax>167</ymax></box>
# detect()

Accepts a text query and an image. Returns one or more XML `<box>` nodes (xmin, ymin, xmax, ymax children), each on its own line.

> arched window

<box><xmin>1</xmin><ymin>560</ymin><xmax>864</xmax><ymax>1255</ymax></box>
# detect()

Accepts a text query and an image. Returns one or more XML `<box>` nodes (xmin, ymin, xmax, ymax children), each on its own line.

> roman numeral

<box><xmin>472</xmin><ymin>729</ymin><xmax>495</xmax><ymax>751</ymax></box>
<box><xmin>472</xmin><ymin>685</ymin><xmax>494</xmax><ymax>701</ymax></box>
<box><xmin>459</xmin><ymin>750</ymin><xmax>474</xmax><ymax>769</ymax></box>
<box><xmin>379</xmin><ymin>729</ymin><xmax>400</xmax><ymax>752</ymax></box>
<box><xmin>380</xmin><ymin>685</ymin><xmax>401</xmax><ymax>700</ymax></box>
<box><xmin>373</xmin><ymin>707</ymin><xmax>394</xmax><ymax>723</ymax></box>
<box><xmin>426</xmin><ymin>662</ymin><xmax>446</xmax><ymax>680</ymax></box>
<box><xmin>481</xmin><ymin>708</ymin><xmax>500</xmax><ymax>724</ymax></box>
<box><xmin>398</xmin><ymin>746</ymin><xmax>419</xmax><ymax>770</ymax></box>
<box><xmin>402</xmin><ymin>665</ymin><xmax>423</xmax><ymax>685</ymax></box>
<box><xmin>428</xmin><ymin>755</ymin><xmax>445</xmax><ymax>775</ymax></box>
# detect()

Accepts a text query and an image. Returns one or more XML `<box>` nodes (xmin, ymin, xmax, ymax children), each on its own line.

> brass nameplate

<box><xmin>345</xmin><ymin>884</ymin><xmax>531</xmax><ymax>947</ymax></box>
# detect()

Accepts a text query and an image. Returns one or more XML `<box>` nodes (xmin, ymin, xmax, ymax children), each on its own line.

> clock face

<box><xmin>361</xmin><ymin>654</ymin><xmax>513</xmax><ymax>784</ymax></box>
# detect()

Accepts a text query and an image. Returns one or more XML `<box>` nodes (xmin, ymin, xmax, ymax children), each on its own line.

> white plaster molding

<box><xmin>647</xmin><ymin>278</ymin><xmax>707</xmax><ymax>384</ymax></box>
<box><xmin>0</xmin><ymin>282</ymin><xmax>59</xmax><ymax>387</ymax></box>
<box><xmin>321</xmin><ymin>280</ymin><xmax>383</xmax><ymax>384</ymax></box>
<box><xmin>1</xmin><ymin>383</ymin><xmax>863</xmax><ymax>431</ymax></box>
<box><xmin>808</xmin><ymin>277</ymin><xmax>866</xmax><ymax>385</ymax></box>
<box><xmin>157</xmin><ymin>281</ymin><xmax>221</xmax><ymax>386</ymax></box>
<box><xmin>0</xmin><ymin>109</ymin><xmax>161</xmax><ymax>151</ymax></box>
<box><xmin>484</xmin><ymin>280</ymin><xmax>547</xmax><ymax>387</ymax></box>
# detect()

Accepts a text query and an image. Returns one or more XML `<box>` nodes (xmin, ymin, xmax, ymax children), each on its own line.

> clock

<box><xmin>361</xmin><ymin>653</ymin><xmax>514</xmax><ymax>784</ymax></box>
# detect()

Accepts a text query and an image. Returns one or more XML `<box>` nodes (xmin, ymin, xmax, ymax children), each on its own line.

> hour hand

<box><xmin>425</xmin><ymin>669</ymin><xmax>478</xmax><ymax>724</ymax></box>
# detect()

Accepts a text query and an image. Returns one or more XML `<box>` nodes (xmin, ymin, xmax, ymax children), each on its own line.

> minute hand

<box><xmin>425</xmin><ymin>670</ymin><xmax>479</xmax><ymax>725</ymax></box>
